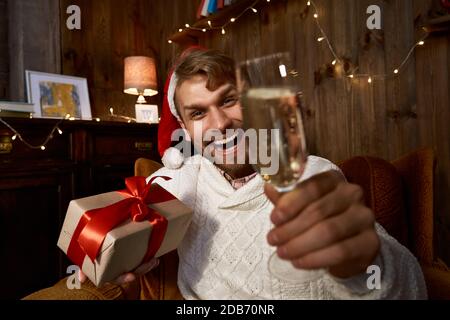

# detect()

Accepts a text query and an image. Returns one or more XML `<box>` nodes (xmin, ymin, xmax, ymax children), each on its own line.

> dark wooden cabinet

<box><xmin>0</xmin><ymin>118</ymin><xmax>160</xmax><ymax>299</ymax></box>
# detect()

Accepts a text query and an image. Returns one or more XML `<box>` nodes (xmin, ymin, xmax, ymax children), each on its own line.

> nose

<box><xmin>210</xmin><ymin>106</ymin><xmax>233</xmax><ymax>133</ymax></box>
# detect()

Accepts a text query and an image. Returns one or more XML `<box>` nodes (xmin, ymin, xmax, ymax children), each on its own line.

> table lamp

<box><xmin>124</xmin><ymin>56</ymin><xmax>158</xmax><ymax>104</ymax></box>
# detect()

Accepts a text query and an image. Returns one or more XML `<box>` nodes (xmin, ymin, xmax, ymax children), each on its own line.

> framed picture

<box><xmin>25</xmin><ymin>70</ymin><xmax>92</xmax><ymax>119</ymax></box>
<box><xmin>135</xmin><ymin>104</ymin><xmax>159</xmax><ymax>123</ymax></box>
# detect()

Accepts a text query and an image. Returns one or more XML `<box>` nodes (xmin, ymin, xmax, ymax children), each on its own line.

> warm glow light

<box><xmin>12</xmin><ymin>134</ymin><xmax>17</xmax><ymax>141</ymax></box>
<box><xmin>168</xmin><ymin>40</ymin><xmax>172</xmax><ymax>44</ymax></box>
<box><xmin>208</xmin><ymin>20</ymin><xmax>212</xmax><ymax>27</ymax></box>
<box><xmin>110</xmin><ymin>107</ymin><xmax>114</xmax><ymax>115</ymax></box>
<box><xmin>65</xmin><ymin>114</ymin><xmax>71</xmax><ymax>119</ymax></box>
<box><xmin>40</xmin><ymin>146</ymin><xmax>46</xmax><ymax>151</ymax></box>
<box><xmin>69</xmin><ymin>117</ymin><xmax>75</xmax><ymax>121</ymax></box>
<box><xmin>332</xmin><ymin>59</ymin><xmax>337</xmax><ymax>65</ymax></box>
<box><xmin>418</xmin><ymin>41</ymin><xmax>425</xmax><ymax>46</ymax></box>
<box><xmin>314</xmin><ymin>13</ymin><xmax>318</xmax><ymax>18</ymax></box>
<box><xmin>222</xmin><ymin>28</ymin><xmax>226</xmax><ymax>35</ymax></box>
<box><xmin>317</xmin><ymin>37</ymin><xmax>325</xmax><ymax>42</ymax></box>
<box><xmin>251</xmin><ymin>8</ymin><xmax>257</xmax><ymax>13</ymax></box>
<box><xmin>202</xmin><ymin>28</ymin><xmax>206</xmax><ymax>32</ymax></box>
<box><xmin>368</xmin><ymin>77</ymin><xmax>372</xmax><ymax>84</ymax></box>
<box><xmin>230</xmin><ymin>18</ymin><xmax>236</xmax><ymax>22</ymax></box>
<box><xmin>348</xmin><ymin>74</ymin><xmax>354</xmax><ymax>78</ymax></box>
<box><xmin>185</xmin><ymin>24</ymin><xmax>190</xmax><ymax>28</ymax></box>
<box><xmin>57</xmin><ymin>128</ymin><xmax>63</xmax><ymax>135</ymax></box>
<box><xmin>394</xmin><ymin>69</ymin><xmax>399</xmax><ymax>74</ymax></box>
<box><xmin>178</xmin><ymin>28</ymin><xmax>183</xmax><ymax>32</ymax></box>
<box><xmin>307</xmin><ymin>1</ymin><xmax>311</xmax><ymax>5</ymax></box>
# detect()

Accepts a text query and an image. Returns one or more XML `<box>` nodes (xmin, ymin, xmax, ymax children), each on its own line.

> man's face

<box><xmin>176</xmin><ymin>74</ymin><xmax>252</xmax><ymax>177</ymax></box>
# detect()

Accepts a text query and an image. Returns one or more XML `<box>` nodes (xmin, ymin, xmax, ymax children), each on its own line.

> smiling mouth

<box><xmin>213</xmin><ymin>132</ymin><xmax>240</xmax><ymax>150</ymax></box>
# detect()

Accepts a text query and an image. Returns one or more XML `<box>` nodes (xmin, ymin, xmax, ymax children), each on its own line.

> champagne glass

<box><xmin>236</xmin><ymin>52</ymin><xmax>325</xmax><ymax>282</ymax></box>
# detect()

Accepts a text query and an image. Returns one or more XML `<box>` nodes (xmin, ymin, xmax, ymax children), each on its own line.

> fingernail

<box><xmin>271</xmin><ymin>209</ymin><xmax>283</xmax><ymax>225</ymax></box>
<box><xmin>277</xmin><ymin>246</ymin><xmax>287</xmax><ymax>258</ymax></box>
<box><xmin>268</xmin><ymin>233</ymin><xmax>278</xmax><ymax>245</ymax></box>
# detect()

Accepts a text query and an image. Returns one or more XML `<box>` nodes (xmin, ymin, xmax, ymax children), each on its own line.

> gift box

<box><xmin>57</xmin><ymin>176</ymin><xmax>192</xmax><ymax>287</ymax></box>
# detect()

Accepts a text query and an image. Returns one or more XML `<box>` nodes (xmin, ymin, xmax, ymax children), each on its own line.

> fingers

<box><xmin>267</xmin><ymin>183</ymin><xmax>366</xmax><ymax>246</ymax></box>
<box><xmin>111</xmin><ymin>258</ymin><xmax>160</xmax><ymax>286</ymax></box>
<box><xmin>78</xmin><ymin>269</ymin><xmax>87</xmax><ymax>283</ymax></box>
<box><xmin>113</xmin><ymin>272</ymin><xmax>137</xmax><ymax>285</ymax></box>
<box><xmin>133</xmin><ymin>258</ymin><xmax>160</xmax><ymax>276</ymax></box>
<box><xmin>271</xmin><ymin>170</ymin><xmax>344</xmax><ymax>225</ymax></box>
<box><xmin>291</xmin><ymin>229</ymin><xmax>380</xmax><ymax>277</ymax></box>
<box><xmin>264</xmin><ymin>183</ymin><xmax>282</xmax><ymax>205</ymax></box>
<box><xmin>275</xmin><ymin>205</ymin><xmax>375</xmax><ymax>260</ymax></box>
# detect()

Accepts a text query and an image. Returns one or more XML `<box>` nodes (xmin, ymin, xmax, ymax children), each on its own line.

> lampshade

<box><xmin>124</xmin><ymin>56</ymin><xmax>158</xmax><ymax>97</ymax></box>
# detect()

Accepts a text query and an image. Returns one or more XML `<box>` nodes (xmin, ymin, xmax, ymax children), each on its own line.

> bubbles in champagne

<box><xmin>241</xmin><ymin>87</ymin><xmax>308</xmax><ymax>192</ymax></box>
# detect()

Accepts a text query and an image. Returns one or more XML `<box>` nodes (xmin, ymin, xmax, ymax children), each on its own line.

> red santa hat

<box><xmin>158</xmin><ymin>46</ymin><xmax>206</xmax><ymax>169</ymax></box>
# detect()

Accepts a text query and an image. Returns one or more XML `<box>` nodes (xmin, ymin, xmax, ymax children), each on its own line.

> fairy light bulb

<box><xmin>418</xmin><ymin>41</ymin><xmax>425</xmax><ymax>46</ymax></box>
<box><xmin>40</xmin><ymin>146</ymin><xmax>46</xmax><ymax>151</ymax></box>
<box><xmin>307</xmin><ymin>1</ymin><xmax>311</xmax><ymax>5</ymax></box>
<box><xmin>207</xmin><ymin>20</ymin><xmax>212</xmax><ymax>27</ymax></box>
<box><xmin>230</xmin><ymin>18</ymin><xmax>236</xmax><ymax>22</ymax></box>
<box><xmin>222</xmin><ymin>28</ymin><xmax>226</xmax><ymax>35</ymax></box>
<box><xmin>251</xmin><ymin>8</ymin><xmax>257</xmax><ymax>13</ymax></box>
<box><xmin>368</xmin><ymin>77</ymin><xmax>372</xmax><ymax>84</ymax></box>
<box><xmin>332</xmin><ymin>59</ymin><xmax>337</xmax><ymax>65</ymax></box>
<box><xmin>110</xmin><ymin>107</ymin><xmax>114</xmax><ymax>115</ymax></box>
<box><xmin>178</xmin><ymin>28</ymin><xmax>183</xmax><ymax>32</ymax></box>
<box><xmin>348</xmin><ymin>74</ymin><xmax>354</xmax><ymax>78</ymax></box>
<box><xmin>57</xmin><ymin>128</ymin><xmax>63</xmax><ymax>135</ymax></box>
<box><xmin>394</xmin><ymin>69</ymin><xmax>399</xmax><ymax>74</ymax></box>
<box><xmin>314</xmin><ymin>13</ymin><xmax>318</xmax><ymax>18</ymax></box>
<box><xmin>185</xmin><ymin>23</ymin><xmax>190</xmax><ymax>28</ymax></box>
<box><xmin>12</xmin><ymin>134</ymin><xmax>17</xmax><ymax>141</ymax></box>
<box><xmin>168</xmin><ymin>40</ymin><xmax>172</xmax><ymax>44</ymax></box>
<box><xmin>202</xmin><ymin>28</ymin><xmax>206</xmax><ymax>32</ymax></box>
<box><xmin>65</xmin><ymin>114</ymin><xmax>71</xmax><ymax>119</ymax></box>
<box><xmin>317</xmin><ymin>37</ymin><xmax>325</xmax><ymax>42</ymax></box>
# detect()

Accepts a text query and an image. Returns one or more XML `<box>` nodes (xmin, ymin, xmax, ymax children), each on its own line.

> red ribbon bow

<box><xmin>67</xmin><ymin>176</ymin><xmax>174</xmax><ymax>268</ymax></box>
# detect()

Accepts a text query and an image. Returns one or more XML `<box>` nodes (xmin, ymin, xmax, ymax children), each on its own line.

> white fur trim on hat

<box><xmin>167</xmin><ymin>73</ymin><xmax>181</xmax><ymax>121</ymax></box>
<box><xmin>161</xmin><ymin>147</ymin><xmax>184</xmax><ymax>170</ymax></box>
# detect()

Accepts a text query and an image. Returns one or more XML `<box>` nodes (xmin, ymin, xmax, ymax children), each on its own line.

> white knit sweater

<box><xmin>148</xmin><ymin>155</ymin><xmax>427</xmax><ymax>300</ymax></box>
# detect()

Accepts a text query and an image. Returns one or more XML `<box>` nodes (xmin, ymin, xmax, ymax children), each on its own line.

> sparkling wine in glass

<box><xmin>236</xmin><ymin>52</ymin><xmax>325</xmax><ymax>282</ymax></box>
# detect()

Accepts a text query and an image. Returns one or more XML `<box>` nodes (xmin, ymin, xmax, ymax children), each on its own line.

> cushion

<box><xmin>339</xmin><ymin>156</ymin><xmax>409</xmax><ymax>247</ymax></box>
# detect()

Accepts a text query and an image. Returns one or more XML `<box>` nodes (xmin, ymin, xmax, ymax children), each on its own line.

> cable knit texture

<box><xmin>148</xmin><ymin>155</ymin><xmax>427</xmax><ymax>300</ymax></box>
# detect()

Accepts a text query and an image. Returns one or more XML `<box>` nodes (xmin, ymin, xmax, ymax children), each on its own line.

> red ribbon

<box><xmin>67</xmin><ymin>176</ymin><xmax>174</xmax><ymax>268</ymax></box>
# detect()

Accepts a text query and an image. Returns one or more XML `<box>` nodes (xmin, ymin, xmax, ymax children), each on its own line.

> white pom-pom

<box><xmin>161</xmin><ymin>147</ymin><xmax>184</xmax><ymax>169</ymax></box>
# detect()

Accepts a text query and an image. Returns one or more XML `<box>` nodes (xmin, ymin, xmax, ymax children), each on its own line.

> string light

<box><xmin>40</xmin><ymin>146</ymin><xmax>46</xmax><ymax>151</ymax></box>
<box><xmin>169</xmin><ymin>0</ymin><xmax>260</xmax><ymax>41</ymax></box>
<box><xmin>167</xmin><ymin>0</ymin><xmax>429</xmax><ymax>87</ymax></box>
<box><xmin>307</xmin><ymin>0</ymin><xmax>429</xmax><ymax>83</ymax></box>
<box><xmin>57</xmin><ymin>127</ymin><xmax>63</xmax><ymax>135</ymax></box>
<box><xmin>12</xmin><ymin>134</ymin><xmax>17</xmax><ymax>141</ymax></box>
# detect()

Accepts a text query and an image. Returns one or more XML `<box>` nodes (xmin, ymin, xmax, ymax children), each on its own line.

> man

<box><xmin>144</xmin><ymin>48</ymin><xmax>427</xmax><ymax>299</ymax></box>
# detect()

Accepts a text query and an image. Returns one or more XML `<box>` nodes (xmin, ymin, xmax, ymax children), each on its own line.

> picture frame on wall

<box><xmin>25</xmin><ymin>70</ymin><xmax>92</xmax><ymax>119</ymax></box>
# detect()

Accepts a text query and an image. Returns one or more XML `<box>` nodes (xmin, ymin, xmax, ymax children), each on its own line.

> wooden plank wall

<box><xmin>58</xmin><ymin>0</ymin><xmax>202</xmax><ymax>118</ymax></box>
<box><xmin>0</xmin><ymin>0</ymin><xmax>8</xmax><ymax>99</ymax></box>
<box><xmin>151</xmin><ymin>0</ymin><xmax>450</xmax><ymax>263</ymax></box>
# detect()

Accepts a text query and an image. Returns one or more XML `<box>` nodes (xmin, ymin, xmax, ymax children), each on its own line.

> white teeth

<box><xmin>213</xmin><ymin>132</ymin><xmax>238</xmax><ymax>146</ymax></box>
